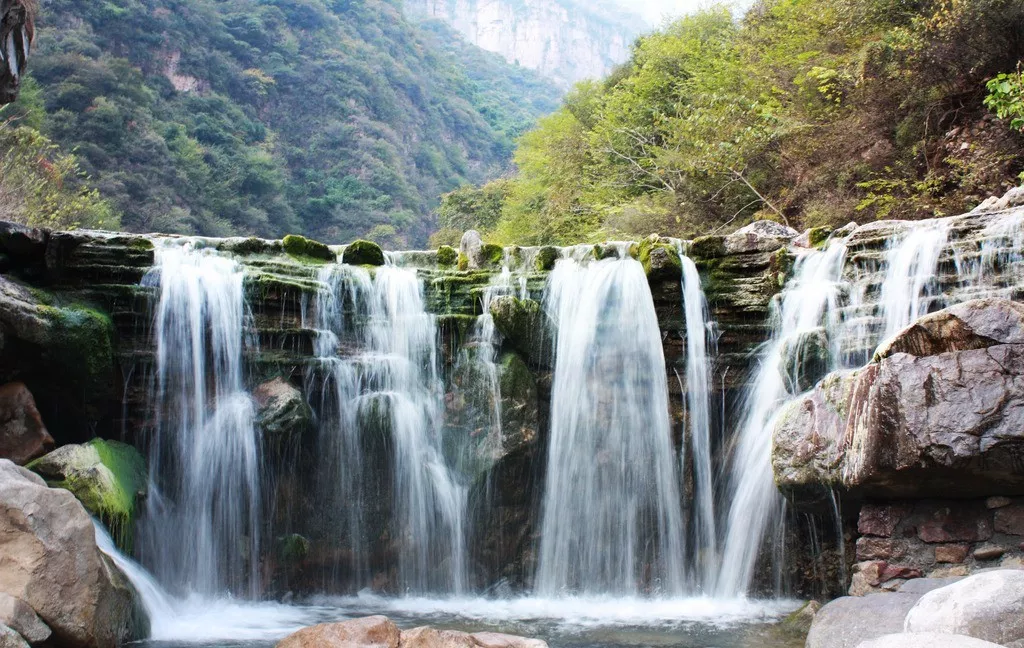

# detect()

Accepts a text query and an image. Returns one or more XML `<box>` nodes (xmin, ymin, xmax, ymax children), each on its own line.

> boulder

<box><xmin>0</xmin><ymin>383</ymin><xmax>52</xmax><ymax>465</ymax></box>
<box><xmin>773</xmin><ymin>299</ymin><xmax>1024</xmax><ymax>498</ymax></box>
<box><xmin>277</xmin><ymin>616</ymin><xmax>401</xmax><ymax>648</ymax></box>
<box><xmin>400</xmin><ymin>626</ymin><xmax>476</xmax><ymax>648</ymax></box>
<box><xmin>0</xmin><ymin>223</ymin><xmax>47</xmax><ymax>268</ymax></box>
<box><xmin>342</xmin><ymin>240</ymin><xmax>384</xmax><ymax>266</ymax></box>
<box><xmin>253</xmin><ymin>378</ymin><xmax>312</xmax><ymax>444</ymax></box>
<box><xmin>489</xmin><ymin>297</ymin><xmax>552</xmax><ymax>369</ymax></box>
<box><xmin>806</xmin><ymin>592</ymin><xmax>921</xmax><ymax>648</ymax></box>
<box><xmin>724</xmin><ymin>220</ymin><xmax>797</xmax><ymax>255</ymax></box>
<box><xmin>904</xmin><ymin>570</ymin><xmax>1024</xmax><ymax>646</ymax></box>
<box><xmin>28</xmin><ymin>439</ymin><xmax>146</xmax><ymax>551</ymax></box>
<box><xmin>857</xmin><ymin>633</ymin><xmax>1003</xmax><ymax>648</ymax></box>
<box><xmin>0</xmin><ymin>593</ymin><xmax>50</xmax><ymax>644</ymax></box>
<box><xmin>459</xmin><ymin>231</ymin><xmax>484</xmax><ymax>270</ymax></box>
<box><xmin>636</xmin><ymin>237</ymin><xmax>681</xmax><ymax>282</ymax></box>
<box><xmin>778</xmin><ymin>327</ymin><xmax>831</xmax><ymax>394</ymax></box>
<box><xmin>470</xmin><ymin>633</ymin><xmax>547</xmax><ymax>648</ymax></box>
<box><xmin>284</xmin><ymin>235</ymin><xmax>337</xmax><ymax>263</ymax></box>
<box><xmin>0</xmin><ymin>459</ymin><xmax>143</xmax><ymax>648</ymax></box>
<box><xmin>0</xmin><ymin>625</ymin><xmax>28</xmax><ymax>648</ymax></box>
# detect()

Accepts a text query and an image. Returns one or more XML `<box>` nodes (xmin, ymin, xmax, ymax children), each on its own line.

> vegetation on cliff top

<box><xmin>445</xmin><ymin>0</ymin><xmax>1024</xmax><ymax>246</ymax></box>
<box><xmin>1</xmin><ymin>0</ymin><xmax>561</xmax><ymax>246</ymax></box>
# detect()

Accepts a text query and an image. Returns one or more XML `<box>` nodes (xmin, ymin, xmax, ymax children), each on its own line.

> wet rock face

<box><xmin>489</xmin><ymin>297</ymin><xmax>552</xmax><ymax>369</ymax></box>
<box><xmin>0</xmin><ymin>459</ymin><xmax>143</xmax><ymax>648</ymax></box>
<box><xmin>253</xmin><ymin>377</ymin><xmax>313</xmax><ymax>445</ymax></box>
<box><xmin>773</xmin><ymin>298</ymin><xmax>1024</xmax><ymax>498</ymax></box>
<box><xmin>0</xmin><ymin>382</ymin><xmax>53</xmax><ymax>465</ymax></box>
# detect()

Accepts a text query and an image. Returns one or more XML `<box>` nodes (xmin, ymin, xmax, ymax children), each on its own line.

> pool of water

<box><xmin>138</xmin><ymin>594</ymin><xmax>803</xmax><ymax>648</ymax></box>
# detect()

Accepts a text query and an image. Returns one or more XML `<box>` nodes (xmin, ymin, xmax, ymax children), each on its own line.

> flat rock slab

<box><xmin>806</xmin><ymin>592</ymin><xmax>921</xmax><ymax>648</ymax></box>
<box><xmin>857</xmin><ymin>632</ymin><xmax>1003</xmax><ymax>648</ymax></box>
<box><xmin>277</xmin><ymin>617</ymin><xmax>548</xmax><ymax>648</ymax></box>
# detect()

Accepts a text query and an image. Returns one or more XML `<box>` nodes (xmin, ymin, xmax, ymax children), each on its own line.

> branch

<box><xmin>727</xmin><ymin>167</ymin><xmax>789</xmax><ymax>227</ymax></box>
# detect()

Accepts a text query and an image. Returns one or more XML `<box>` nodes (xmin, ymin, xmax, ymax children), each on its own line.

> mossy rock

<box><xmin>28</xmin><ymin>439</ymin><xmax>147</xmax><ymax>552</ymax></box>
<box><xmin>341</xmin><ymin>239</ymin><xmax>385</xmax><ymax>266</ymax></box>
<box><xmin>457</xmin><ymin>252</ymin><xmax>470</xmax><ymax>271</ymax></box>
<box><xmin>480</xmin><ymin>243</ymin><xmax>504</xmax><ymax>267</ymax></box>
<box><xmin>534</xmin><ymin>246</ymin><xmax>559</xmax><ymax>271</ymax></box>
<box><xmin>283</xmin><ymin>234</ymin><xmax>336</xmax><ymax>263</ymax></box>
<box><xmin>219</xmin><ymin>237</ymin><xmax>276</xmax><ymax>256</ymax></box>
<box><xmin>276</xmin><ymin>534</ymin><xmax>310</xmax><ymax>564</ymax></box>
<box><xmin>437</xmin><ymin>245</ymin><xmax>458</xmax><ymax>267</ymax></box>
<box><xmin>490</xmin><ymin>296</ymin><xmax>552</xmax><ymax>368</ymax></box>
<box><xmin>807</xmin><ymin>226</ymin><xmax>832</xmax><ymax>249</ymax></box>
<box><xmin>593</xmin><ymin>244</ymin><xmax>619</xmax><ymax>261</ymax></box>
<box><xmin>637</xmin><ymin>236</ymin><xmax>682</xmax><ymax>282</ymax></box>
<box><xmin>689</xmin><ymin>235</ymin><xmax>727</xmax><ymax>261</ymax></box>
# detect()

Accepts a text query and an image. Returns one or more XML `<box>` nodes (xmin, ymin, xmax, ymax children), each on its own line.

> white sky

<box><xmin>618</xmin><ymin>0</ymin><xmax>752</xmax><ymax>26</ymax></box>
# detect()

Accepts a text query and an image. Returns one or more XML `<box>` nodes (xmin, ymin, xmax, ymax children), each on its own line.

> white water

<box><xmin>306</xmin><ymin>263</ymin><xmax>467</xmax><ymax>594</ymax></box>
<box><xmin>678</xmin><ymin>246</ymin><xmax>718</xmax><ymax>590</ymax></box>
<box><xmin>139</xmin><ymin>241</ymin><xmax>261</xmax><ymax>597</ymax></box>
<box><xmin>716</xmin><ymin>242</ymin><xmax>848</xmax><ymax>597</ymax></box>
<box><xmin>879</xmin><ymin>221</ymin><xmax>950</xmax><ymax>341</ymax></box>
<box><xmin>536</xmin><ymin>254</ymin><xmax>686</xmax><ymax>596</ymax></box>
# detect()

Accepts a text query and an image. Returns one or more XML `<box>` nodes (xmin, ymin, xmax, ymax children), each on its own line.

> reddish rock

<box><xmin>881</xmin><ymin>564</ymin><xmax>923</xmax><ymax>582</ymax></box>
<box><xmin>400</xmin><ymin>627</ymin><xmax>476</xmax><ymax>648</ymax></box>
<box><xmin>277</xmin><ymin>616</ymin><xmax>400</xmax><ymax>648</ymax></box>
<box><xmin>934</xmin><ymin>544</ymin><xmax>970</xmax><ymax>564</ymax></box>
<box><xmin>917</xmin><ymin>506</ymin><xmax>993</xmax><ymax>543</ymax></box>
<box><xmin>853</xmin><ymin>561</ymin><xmax>921</xmax><ymax>587</ymax></box>
<box><xmin>994</xmin><ymin>505</ymin><xmax>1024</xmax><ymax>536</ymax></box>
<box><xmin>972</xmin><ymin>545</ymin><xmax>1006</xmax><ymax>561</ymax></box>
<box><xmin>857</xmin><ymin>537</ymin><xmax>906</xmax><ymax>561</ymax></box>
<box><xmin>0</xmin><ymin>383</ymin><xmax>53</xmax><ymax>465</ymax></box>
<box><xmin>859</xmin><ymin>504</ymin><xmax>912</xmax><ymax>537</ymax></box>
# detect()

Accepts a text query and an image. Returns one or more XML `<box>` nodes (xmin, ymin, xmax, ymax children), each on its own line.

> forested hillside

<box><xmin>441</xmin><ymin>0</ymin><xmax>1024</xmax><ymax>246</ymax></box>
<box><xmin>1</xmin><ymin>0</ymin><xmax>561</xmax><ymax>246</ymax></box>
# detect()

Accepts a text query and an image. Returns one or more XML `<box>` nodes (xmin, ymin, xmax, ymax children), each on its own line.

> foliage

<box><xmin>0</xmin><ymin>120</ymin><xmax>117</xmax><ymax>230</ymax></box>
<box><xmin>16</xmin><ymin>0</ymin><xmax>561</xmax><ymax>245</ymax></box>
<box><xmin>463</xmin><ymin>0</ymin><xmax>1024</xmax><ymax>244</ymax></box>
<box><xmin>986</xmin><ymin>69</ymin><xmax>1024</xmax><ymax>132</ymax></box>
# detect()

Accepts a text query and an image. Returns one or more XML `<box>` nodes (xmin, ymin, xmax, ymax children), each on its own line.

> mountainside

<box><xmin>404</xmin><ymin>0</ymin><xmax>644</xmax><ymax>88</ymax></box>
<box><xmin>4</xmin><ymin>0</ymin><xmax>562</xmax><ymax>246</ymax></box>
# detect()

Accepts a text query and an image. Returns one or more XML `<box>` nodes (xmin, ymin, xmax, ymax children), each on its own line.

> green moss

<box><xmin>38</xmin><ymin>303</ymin><xmax>115</xmax><ymax>404</ymax></box>
<box><xmin>770</xmin><ymin>247</ymin><xmax>796</xmax><ymax>289</ymax></box>
<box><xmin>534</xmin><ymin>246</ymin><xmax>559</xmax><ymax>271</ymax></box>
<box><xmin>457</xmin><ymin>252</ymin><xmax>470</xmax><ymax>271</ymax></box>
<box><xmin>637</xmin><ymin>236</ymin><xmax>682</xmax><ymax>281</ymax></box>
<box><xmin>341</xmin><ymin>239</ymin><xmax>385</xmax><ymax>266</ymax></box>
<box><xmin>283</xmin><ymin>234</ymin><xmax>336</xmax><ymax>263</ymax></box>
<box><xmin>220</xmin><ymin>236</ymin><xmax>273</xmax><ymax>256</ymax></box>
<box><xmin>807</xmin><ymin>226</ymin><xmax>832</xmax><ymax>249</ymax></box>
<box><xmin>689</xmin><ymin>235</ymin><xmax>727</xmax><ymax>261</ymax></box>
<box><xmin>437</xmin><ymin>245</ymin><xmax>458</xmax><ymax>266</ymax></box>
<box><xmin>481</xmin><ymin>243</ymin><xmax>504</xmax><ymax>266</ymax></box>
<box><xmin>129</xmin><ymin>237</ymin><xmax>154</xmax><ymax>251</ymax></box>
<box><xmin>28</xmin><ymin>439</ymin><xmax>146</xmax><ymax>551</ymax></box>
<box><xmin>276</xmin><ymin>534</ymin><xmax>310</xmax><ymax>564</ymax></box>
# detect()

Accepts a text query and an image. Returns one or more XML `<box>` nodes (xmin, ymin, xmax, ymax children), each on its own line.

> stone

<box><xmin>778</xmin><ymin>327</ymin><xmax>831</xmax><ymax>394</ymax></box>
<box><xmin>253</xmin><ymin>378</ymin><xmax>313</xmax><ymax>444</ymax></box>
<box><xmin>27</xmin><ymin>439</ymin><xmax>147</xmax><ymax>551</ymax></box>
<box><xmin>897</xmin><ymin>576</ymin><xmax>964</xmax><ymax>594</ymax></box>
<box><xmin>858</xmin><ymin>503</ymin><xmax>912</xmax><ymax>538</ymax></box>
<box><xmin>927</xmin><ymin>565</ymin><xmax>971</xmax><ymax>578</ymax></box>
<box><xmin>436</xmin><ymin>246</ymin><xmax>458</xmax><ymax>267</ymax></box>
<box><xmin>723</xmin><ymin>220</ymin><xmax>797</xmax><ymax>255</ymax></box>
<box><xmin>470</xmin><ymin>633</ymin><xmax>547</xmax><ymax>648</ymax></box>
<box><xmin>0</xmin><ymin>383</ymin><xmax>53</xmax><ymax>465</ymax></box>
<box><xmin>459</xmin><ymin>231</ymin><xmax>484</xmax><ymax>270</ymax></box>
<box><xmin>856</xmin><ymin>537</ymin><xmax>905</xmax><ymax>561</ymax></box>
<box><xmin>284</xmin><ymin>235</ymin><xmax>337</xmax><ymax>263</ymax></box>
<box><xmin>277</xmin><ymin>616</ymin><xmax>401</xmax><ymax>648</ymax></box>
<box><xmin>934</xmin><ymin>544</ymin><xmax>970</xmax><ymax>563</ymax></box>
<box><xmin>995</xmin><ymin>504</ymin><xmax>1024</xmax><ymax>535</ymax></box>
<box><xmin>0</xmin><ymin>459</ymin><xmax>144</xmax><ymax>648</ymax></box>
<box><xmin>806</xmin><ymin>592</ymin><xmax>921</xmax><ymax>648</ymax></box>
<box><xmin>917</xmin><ymin>505</ymin><xmax>993</xmax><ymax>543</ymax></box>
<box><xmin>0</xmin><ymin>625</ymin><xmax>28</xmax><ymax>648</ymax></box>
<box><xmin>636</xmin><ymin>237</ymin><xmax>681</xmax><ymax>282</ymax></box>
<box><xmin>489</xmin><ymin>297</ymin><xmax>552</xmax><ymax>369</ymax></box>
<box><xmin>0</xmin><ymin>593</ymin><xmax>50</xmax><ymax>644</ymax></box>
<box><xmin>985</xmin><ymin>496</ymin><xmax>1012</xmax><ymax>509</ymax></box>
<box><xmin>0</xmin><ymin>222</ymin><xmax>47</xmax><ymax>266</ymax></box>
<box><xmin>849</xmin><ymin>561</ymin><xmax>921</xmax><ymax>595</ymax></box>
<box><xmin>399</xmin><ymin>626</ymin><xmax>476</xmax><ymax>648</ymax></box>
<box><xmin>340</xmin><ymin>240</ymin><xmax>383</xmax><ymax>266</ymax></box>
<box><xmin>972</xmin><ymin>544</ymin><xmax>1006</xmax><ymax>561</ymax></box>
<box><xmin>874</xmin><ymin>298</ymin><xmax>1024</xmax><ymax>361</ymax></box>
<box><xmin>856</xmin><ymin>633</ymin><xmax>1003</xmax><ymax>648</ymax></box>
<box><xmin>904</xmin><ymin>570</ymin><xmax>1024</xmax><ymax>646</ymax></box>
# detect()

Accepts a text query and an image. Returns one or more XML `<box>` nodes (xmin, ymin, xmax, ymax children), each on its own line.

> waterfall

<box><xmin>879</xmin><ymin>221</ymin><xmax>950</xmax><ymax>341</ymax></box>
<box><xmin>716</xmin><ymin>242</ymin><xmax>848</xmax><ymax>597</ymax></box>
<box><xmin>139</xmin><ymin>241</ymin><xmax>261</xmax><ymax>597</ymax></box>
<box><xmin>306</xmin><ymin>263</ymin><xmax>467</xmax><ymax>594</ymax></box>
<box><xmin>536</xmin><ymin>253</ymin><xmax>686</xmax><ymax>596</ymax></box>
<box><xmin>678</xmin><ymin>247</ymin><xmax>718</xmax><ymax>590</ymax></box>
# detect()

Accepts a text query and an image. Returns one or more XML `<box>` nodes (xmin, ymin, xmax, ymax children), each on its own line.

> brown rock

<box><xmin>973</xmin><ymin>545</ymin><xmax>1007</xmax><ymax>561</ymax></box>
<box><xmin>934</xmin><ymin>544</ymin><xmax>970</xmax><ymax>564</ymax></box>
<box><xmin>994</xmin><ymin>504</ymin><xmax>1024</xmax><ymax>536</ymax></box>
<box><xmin>986</xmin><ymin>496</ymin><xmax>1012</xmax><ymax>509</ymax></box>
<box><xmin>917</xmin><ymin>506</ymin><xmax>993</xmax><ymax>543</ymax></box>
<box><xmin>399</xmin><ymin>627</ymin><xmax>476</xmax><ymax>648</ymax></box>
<box><xmin>277</xmin><ymin>616</ymin><xmax>400</xmax><ymax>648</ymax></box>
<box><xmin>859</xmin><ymin>504</ymin><xmax>912</xmax><ymax>537</ymax></box>
<box><xmin>0</xmin><ymin>460</ymin><xmax>140</xmax><ymax>648</ymax></box>
<box><xmin>0</xmin><ymin>383</ymin><xmax>53</xmax><ymax>465</ymax></box>
<box><xmin>857</xmin><ymin>537</ymin><xmax>905</xmax><ymax>561</ymax></box>
<box><xmin>873</xmin><ymin>298</ymin><xmax>1024</xmax><ymax>360</ymax></box>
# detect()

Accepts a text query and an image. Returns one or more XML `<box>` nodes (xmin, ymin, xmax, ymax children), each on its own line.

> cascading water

<box><xmin>716</xmin><ymin>241</ymin><xmax>848</xmax><ymax>597</ymax></box>
<box><xmin>677</xmin><ymin>246</ymin><xmax>719</xmax><ymax>590</ymax></box>
<box><xmin>139</xmin><ymin>241</ymin><xmax>262</xmax><ymax>597</ymax></box>
<box><xmin>878</xmin><ymin>221</ymin><xmax>950</xmax><ymax>341</ymax></box>
<box><xmin>305</xmin><ymin>263</ymin><xmax>467</xmax><ymax>594</ymax></box>
<box><xmin>536</xmin><ymin>252</ymin><xmax>686</xmax><ymax>596</ymax></box>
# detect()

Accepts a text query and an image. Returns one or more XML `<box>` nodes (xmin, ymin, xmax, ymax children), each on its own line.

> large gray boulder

<box><xmin>0</xmin><ymin>593</ymin><xmax>50</xmax><ymax>644</ymax></box>
<box><xmin>724</xmin><ymin>220</ymin><xmax>797</xmax><ymax>254</ymax></box>
<box><xmin>903</xmin><ymin>570</ymin><xmax>1024</xmax><ymax>646</ymax></box>
<box><xmin>857</xmin><ymin>633</ymin><xmax>1003</xmax><ymax>648</ymax></box>
<box><xmin>773</xmin><ymin>298</ymin><xmax>1024</xmax><ymax>498</ymax></box>
<box><xmin>0</xmin><ymin>459</ymin><xmax>143</xmax><ymax>648</ymax></box>
<box><xmin>806</xmin><ymin>592</ymin><xmax>921</xmax><ymax>648</ymax></box>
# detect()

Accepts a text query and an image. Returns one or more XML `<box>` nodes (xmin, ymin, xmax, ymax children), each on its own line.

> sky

<box><xmin>619</xmin><ymin>0</ymin><xmax>752</xmax><ymax>25</ymax></box>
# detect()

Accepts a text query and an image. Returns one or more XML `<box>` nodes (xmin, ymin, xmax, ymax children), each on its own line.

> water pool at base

<box><xmin>137</xmin><ymin>595</ymin><xmax>802</xmax><ymax>648</ymax></box>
